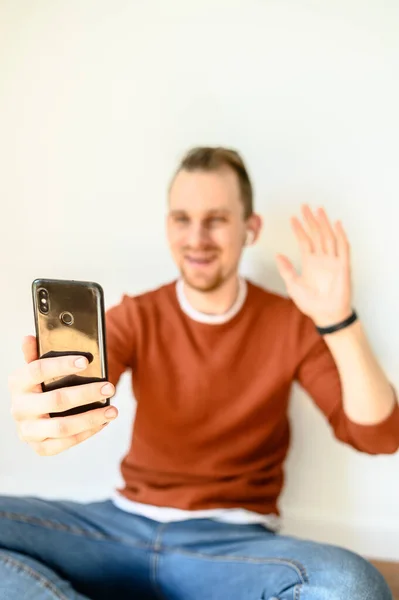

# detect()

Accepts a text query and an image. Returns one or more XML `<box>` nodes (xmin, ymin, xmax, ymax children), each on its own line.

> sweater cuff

<box><xmin>346</xmin><ymin>392</ymin><xmax>399</xmax><ymax>455</ymax></box>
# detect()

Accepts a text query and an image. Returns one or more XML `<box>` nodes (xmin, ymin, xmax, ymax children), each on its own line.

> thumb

<box><xmin>276</xmin><ymin>254</ymin><xmax>298</xmax><ymax>285</ymax></box>
<box><xmin>22</xmin><ymin>335</ymin><xmax>38</xmax><ymax>364</ymax></box>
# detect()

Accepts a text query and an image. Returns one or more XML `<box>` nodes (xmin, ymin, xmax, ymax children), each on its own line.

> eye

<box><xmin>173</xmin><ymin>215</ymin><xmax>189</xmax><ymax>224</ymax></box>
<box><xmin>207</xmin><ymin>216</ymin><xmax>227</xmax><ymax>226</ymax></box>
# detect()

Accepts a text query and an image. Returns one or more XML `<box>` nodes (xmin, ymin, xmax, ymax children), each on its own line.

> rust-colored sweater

<box><xmin>105</xmin><ymin>280</ymin><xmax>399</xmax><ymax>516</ymax></box>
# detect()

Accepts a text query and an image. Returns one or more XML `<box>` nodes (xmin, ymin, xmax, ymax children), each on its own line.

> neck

<box><xmin>183</xmin><ymin>274</ymin><xmax>240</xmax><ymax>315</ymax></box>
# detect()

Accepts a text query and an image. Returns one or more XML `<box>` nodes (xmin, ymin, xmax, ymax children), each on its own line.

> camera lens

<box><xmin>38</xmin><ymin>288</ymin><xmax>49</xmax><ymax>314</ymax></box>
<box><xmin>60</xmin><ymin>311</ymin><xmax>74</xmax><ymax>326</ymax></box>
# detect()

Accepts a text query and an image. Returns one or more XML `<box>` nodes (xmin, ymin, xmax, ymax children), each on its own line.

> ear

<box><xmin>245</xmin><ymin>213</ymin><xmax>262</xmax><ymax>246</ymax></box>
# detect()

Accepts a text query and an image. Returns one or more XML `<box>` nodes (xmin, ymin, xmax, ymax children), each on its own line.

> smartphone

<box><xmin>32</xmin><ymin>278</ymin><xmax>109</xmax><ymax>417</ymax></box>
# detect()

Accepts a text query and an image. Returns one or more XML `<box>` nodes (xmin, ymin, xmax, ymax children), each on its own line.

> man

<box><xmin>4</xmin><ymin>147</ymin><xmax>399</xmax><ymax>599</ymax></box>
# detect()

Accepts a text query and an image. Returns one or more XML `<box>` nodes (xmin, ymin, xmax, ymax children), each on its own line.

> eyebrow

<box><xmin>169</xmin><ymin>208</ymin><xmax>232</xmax><ymax>216</ymax></box>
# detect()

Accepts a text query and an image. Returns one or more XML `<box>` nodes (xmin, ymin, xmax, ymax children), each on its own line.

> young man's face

<box><xmin>167</xmin><ymin>168</ymin><xmax>252</xmax><ymax>292</ymax></box>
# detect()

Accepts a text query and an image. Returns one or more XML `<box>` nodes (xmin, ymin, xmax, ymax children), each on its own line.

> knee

<box><xmin>322</xmin><ymin>546</ymin><xmax>392</xmax><ymax>600</ymax></box>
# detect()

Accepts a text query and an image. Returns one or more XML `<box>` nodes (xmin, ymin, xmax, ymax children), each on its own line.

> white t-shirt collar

<box><xmin>176</xmin><ymin>277</ymin><xmax>248</xmax><ymax>325</ymax></box>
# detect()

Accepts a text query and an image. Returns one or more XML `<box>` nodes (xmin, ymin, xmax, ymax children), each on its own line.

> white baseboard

<box><xmin>281</xmin><ymin>510</ymin><xmax>399</xmax><ymax>561</ymax></box>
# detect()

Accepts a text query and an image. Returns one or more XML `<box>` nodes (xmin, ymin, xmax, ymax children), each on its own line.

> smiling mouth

<box><xmin>184</xmin><ymin>255</ymin><xmax>217</xmax><ymax>266</ymax></box>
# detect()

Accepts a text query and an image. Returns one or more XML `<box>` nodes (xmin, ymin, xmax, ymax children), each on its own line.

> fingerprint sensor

<box><xmin>60</xmin><ymin>311</ymin><xmax>74</xmax><ymax>326</ymax></box>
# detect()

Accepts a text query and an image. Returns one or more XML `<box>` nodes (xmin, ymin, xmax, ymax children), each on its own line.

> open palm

<box><xmin>276</xmin><ymin>205</ymin><xmax>352</xmax><ymax>327</ymax></box>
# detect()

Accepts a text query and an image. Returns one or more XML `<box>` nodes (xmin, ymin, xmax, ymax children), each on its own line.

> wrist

<box><xmin>322</xmin><ymin>319</ymin><xmax>365</xmax><ymax>353</ymax></box>
<box><xmin>315</xmin><ymin>309</ymin><xmax>358</xmax><ymax>337</ymax></box>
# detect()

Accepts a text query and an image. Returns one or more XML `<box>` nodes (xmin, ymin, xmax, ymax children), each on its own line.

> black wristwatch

<box><xmin>315</xmin><ymin>310</ymin><xmax>358</xmax><ymax>336</ymax></box>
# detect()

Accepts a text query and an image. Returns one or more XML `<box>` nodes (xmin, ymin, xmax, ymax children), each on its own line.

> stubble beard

<box><xmin>180</xmin><ymin>263</ymin><xmax>237</xmax><ymax>293</ymax></box>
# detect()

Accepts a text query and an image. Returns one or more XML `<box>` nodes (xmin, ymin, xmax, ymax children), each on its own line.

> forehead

<box><xmin>169</xmin><ymin>168</ymin><xmax>243</xmax><ymax>215</ymax></box>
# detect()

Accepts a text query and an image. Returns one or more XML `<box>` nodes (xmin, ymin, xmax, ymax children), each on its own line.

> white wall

<box><xmin>1</xmin><ymin>0</ymin><xmax>398</xmax><ymax>560</ymax></box>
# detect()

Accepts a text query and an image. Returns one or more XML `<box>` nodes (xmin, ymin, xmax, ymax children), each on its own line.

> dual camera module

<box><xmin>38</xmin><ymin>288</ymin><xmax>74</xmax><ymax>326</ymax></box>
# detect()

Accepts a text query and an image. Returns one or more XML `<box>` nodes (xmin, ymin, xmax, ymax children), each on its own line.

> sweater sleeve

<box><xmin>293</xmin><ymin>311</ymin><xmax>399</xmax><ymax>455</ymax></box>
<box><xmin>105</xmin><ymin>294</ymin><xmax>138</xmax><ymax>387</ymax></box>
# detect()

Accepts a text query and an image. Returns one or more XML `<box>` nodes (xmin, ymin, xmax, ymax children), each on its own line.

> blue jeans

<box><xmin>0</xmin><ymin>496</ymin><xmax>391</xmax><ymax>600</ymax></box>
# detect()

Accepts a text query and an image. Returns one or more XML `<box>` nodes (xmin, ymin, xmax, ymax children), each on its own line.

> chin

<box><xmin>180</xmin><ymin>270</ymin><xmax>225</xmax><ymax>293</ymax></box>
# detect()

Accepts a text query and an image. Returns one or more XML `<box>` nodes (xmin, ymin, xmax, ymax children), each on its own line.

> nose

<box><xmin>185</xmin><ymin>222</ymin><xmax>210</xmax><ymax>248</ymax></box>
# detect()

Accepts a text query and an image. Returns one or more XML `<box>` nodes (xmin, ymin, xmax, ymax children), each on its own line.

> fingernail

<box><xmin>104</xmin><ymin>407</ymin><xmax>117</xmax><ymax>420</ymax></box>
<box><xmin>74</xmin><ymin>357</ymin><xmax>88</xmax><ymax>369</ymax></box>
<box><xmin>101</xmin><ymin>383</ymin><xmax>114</xmax><ymax>396</ymax></box>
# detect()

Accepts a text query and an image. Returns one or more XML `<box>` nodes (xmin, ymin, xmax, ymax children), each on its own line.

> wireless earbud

<box><xmin>245</xmin><ymin>230</ymin><xmax>255</xmax><ymax>246</ymax></box>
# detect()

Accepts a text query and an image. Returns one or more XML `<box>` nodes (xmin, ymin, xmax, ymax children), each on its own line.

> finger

<box><xmin>12</xmin><ymin>381</ymin><xmax>115</xmax><ymax>420</ymax></box>
<box><xmin>335</xmin><ymin>220</ymin><xmax>350</xmax><ymax>261</ymax></box>
<box><xmin>9</xmin><ymin>354</ymin><xmax>90</xmax><ymax>393</ymax></box>
<box><xmin>22</xmin><ymin>336</ymin><xmax>38</xmax><ymax>364</ymax></box>
<box><xmin>301</xmin><ymin>205</ymin><xmax>325</xmax><ymax>254</ymax></box>
<box><xmin>316</xmin><ymin>208</ymin><xmax>337</xmax><ymax>256</ymax></box>
<box><xmin>19</xmin><ymin>404</ymin><xmax>118</xmax><ymax>442</ymax></box>
<box><xmin>291</xmin><ymin>216</ymin><xmax>314</xmax><ymax>255</ymax></box>
<box><xmin>30</xmin><ymin>423</ymin><xmax>109</xmax><ymax>457</ymax></box>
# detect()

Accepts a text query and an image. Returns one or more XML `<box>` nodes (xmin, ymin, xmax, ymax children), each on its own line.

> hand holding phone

<box><xmin>8</xmin><ymin>337</ymin><xmax>118</xmax><ymax>456</ymax></box>
<box><xmin>7</xmin><ymin>279</ymin><xmax>118</xmax><ymax>456</ymax></box>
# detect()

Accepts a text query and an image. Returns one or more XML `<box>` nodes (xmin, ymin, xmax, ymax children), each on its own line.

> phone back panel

<box><xmin>32</xmin><ymin>278</ymin><xmax>109</xmax><ymax>416</ymax></box>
